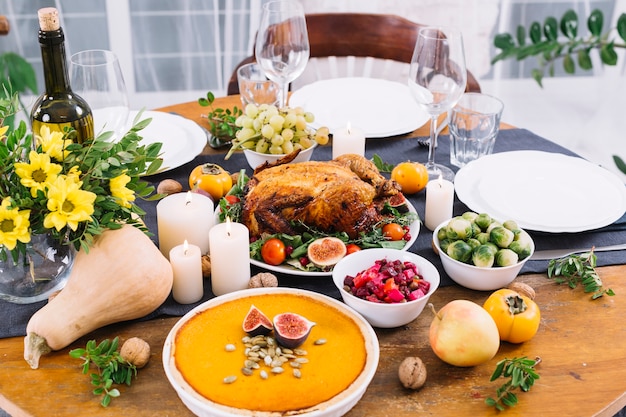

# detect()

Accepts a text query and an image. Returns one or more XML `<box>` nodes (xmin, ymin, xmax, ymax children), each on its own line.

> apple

<box><xmin>429</xmin><ymin>300</ymin><xmax>500</xmax><ymax>367</ymax></box>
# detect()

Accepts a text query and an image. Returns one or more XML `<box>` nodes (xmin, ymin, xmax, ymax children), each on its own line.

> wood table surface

<box><xmin>1</xmin><ymin>96</ymin><xmax>624</xmax><ymax>417</ymax></box>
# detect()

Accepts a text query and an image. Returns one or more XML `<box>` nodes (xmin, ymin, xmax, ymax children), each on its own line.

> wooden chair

<box><xmin>227</xmin><ymin>13</ymin><xmax>481</xmax><ymax>95</ymax></box>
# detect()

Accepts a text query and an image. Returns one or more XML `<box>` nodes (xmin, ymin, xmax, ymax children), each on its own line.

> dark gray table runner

<box><xmin>2</xmin><ymin>128</ymin><xmax>625</xmax><ymax>338</ymax></box>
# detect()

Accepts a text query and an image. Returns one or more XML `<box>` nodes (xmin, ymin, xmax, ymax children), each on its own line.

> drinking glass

<box><xmin>70</xmin><ymin>49</ymin><xmax>129</xmax><ymax>141</ymax></box>
<box><xmin>255</xmin><ymin>0</ymin><xmax>310</xmax><ymax>108</ymax></box>
<box><xmin>408</xmin><ymin>27</ymin><xmax>467</xmax><ymax>181</ymax></box>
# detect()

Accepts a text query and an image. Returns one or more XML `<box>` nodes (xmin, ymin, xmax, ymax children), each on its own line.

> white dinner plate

<box><xmin>289</xmin><ymin>77</ymin><xmax>430</xmax><ymax>138</ymax></box>
<box><xmin>454</xmin><ymin>150</ymin><xmax>626</xmax><ymax>233</ymax></box>
<box><xmin>127</xmin><ymin>110</ymin><xmax>207</xmax><ymax>173</ymax></box>
<box><xmin>215</xmin><ymin>201</ymin><xmax>421</xmax><ymax>277</ymax></box>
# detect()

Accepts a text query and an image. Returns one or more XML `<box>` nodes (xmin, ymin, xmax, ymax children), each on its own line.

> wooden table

<box><xmin>1</xmin><ymin>97</ymin><xmax>624</xmax><ymax>417</ymax></box>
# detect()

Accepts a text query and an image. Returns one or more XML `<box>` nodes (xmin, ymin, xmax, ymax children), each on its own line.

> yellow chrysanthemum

<box><xmin>35</xmin><ymin>124</ymin><xmax>70</xmax><ymax>160</ymax></box>
<box><xmin>43</xmin><ymin>176</ymin><xmax>96</xmax><ymax>231</ymax></box>
<box><xmin>0</xmin><ymin>198</ymin><xmax>31</xmax><ymax>250</ymax></box>
<box><xmin>110</xmin><ymin>173</ymin><xmax>135</xmax><ymax>208</ymax></box>
<box><xmin>0</xmin><ymin>124</ymin><xmax>8</xmax><ymax>138</ymax></box>
<box><xmin>64</xmin><ymin>166</ymin><xmax>82</xmax><ymax>185</ymax></box>
<box><xmin>14</xmin><ymin>151</ymin><xmax>63</xmax><ymax>197</ymax></box>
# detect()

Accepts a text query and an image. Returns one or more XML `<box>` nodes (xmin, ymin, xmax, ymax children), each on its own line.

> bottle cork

<box><xmin>38</xmin><ymin>7</ymin><xmax>60</xmax><ymax>31</ymax></box>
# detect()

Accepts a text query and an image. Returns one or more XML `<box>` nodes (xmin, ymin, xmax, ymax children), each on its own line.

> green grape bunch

<box><xmin>225</xmin><ymin>103</ymin><xmax>330</xmax><ymax>160</ymax></box>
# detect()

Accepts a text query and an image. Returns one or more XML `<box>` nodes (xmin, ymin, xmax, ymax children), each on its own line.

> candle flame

<box><xmin>346</xmin><ymin>121</ymin><xmax>352</xmax><ymax>135</ymax></box>
<box><xmin>183</xmin><ymin>239</ymin><xmax>189</xmax><ymax>255</ymax></box>
<box><xmin>437</xmin><ymin>174</ymin><xmax>443</xmax><ymax>187</ymax></box>
<box><xmin>226</xmin><ymin>216</ymin><xmax>232</xmax><ymax>237</ymax></box>
<box><xmin>185</xmin><ymin>191</ymin><xmax>193</xmax><ymax>205</ymax></box>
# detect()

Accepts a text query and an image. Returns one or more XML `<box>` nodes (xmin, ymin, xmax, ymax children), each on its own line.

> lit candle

<box><xmin>332</xmin><ymin>122</ymin><xmax>366</xmax><ymax>158</ymax></box>
<box><xmin>157</xmin><ymin>191</ymin><xmax>214</xmax><ymax>259</ymax></box>
<box><xmin>425</xmin><ymin>175</ymin><xmax>455</xmax><ymax>231</ymax></box>
<box><xmin>208</xmin><ymin>217</ymin><xmax>251</xmax><ymax>296</ymax></box>
<box><xmin>169</xmin><ymin>240</ymin><xmax>203</xmax><ymax>304</ymax></box>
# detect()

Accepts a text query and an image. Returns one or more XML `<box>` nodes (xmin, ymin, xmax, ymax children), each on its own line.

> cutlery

<box><xmin>529</xmin><ymin>243</ymin><xmax>626</xmax><ymax>261</ymax></box>
<box><xmin>417</xmin><ymin>112</ymin><xmax>449</xmax><ymax>147</ymax></box>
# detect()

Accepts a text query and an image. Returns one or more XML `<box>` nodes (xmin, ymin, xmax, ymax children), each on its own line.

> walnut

<box><xmin>201</xmin><ymin>255</ymin><xmax>211</xmax><ymax>278</ymax></box>
<box><xmin>230</xmin><ymin>171</ymin><xmax>240</xmax><ymax>185</ymax></box>
<box><xmin>157</xmin><ymin>179</ymin><xmax>183</xmax><ymax>195</ymax></box>
<box><xmin>507</xmin><ymin>282</ymin><xmax>536</xmax><ymax>300</ymax></box>
<box><xmin>120</xmin><ymin>337</ymin><xmax>151</xmax><ymax>369</ymax></box>
<box><xmin>248</xmin><ymin>272</ymin><xmax>278</xmax><ymax>288</ymax></box>
<box><xmin>398</xmin><ymin>356</ymin><xmax>427</xmax><ymax>390</ymax></box>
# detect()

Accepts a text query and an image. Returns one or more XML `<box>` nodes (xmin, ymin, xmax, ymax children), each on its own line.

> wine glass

<box><xmin>408</xmin><ymin>27</ymin><xmax>467</xmax><ymax>181</ymax></box>
<box><xmin>70</xmin><ymin>49</ymin><xmax>130</xmax><ymax>141</ymax></box>
<box><xmin>255</xmin><ymin>0</ymin><xmax>310</xmax><ymax>108</ymax></box>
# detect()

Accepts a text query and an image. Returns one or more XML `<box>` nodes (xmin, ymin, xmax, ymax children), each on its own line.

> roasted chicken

<box><xmin>241</xmin><ymin>153</ymin><xmax>402</xmax><ymax>239</ymax></box>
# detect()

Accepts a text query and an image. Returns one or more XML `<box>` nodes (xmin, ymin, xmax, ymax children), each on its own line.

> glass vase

<box><xmin>0</xmin><ymin>234</ymin><xmax>75</xmax><ymax>304</ymax></box>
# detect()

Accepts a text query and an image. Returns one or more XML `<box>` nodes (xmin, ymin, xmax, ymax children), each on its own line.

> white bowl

<box><xmin>332</xmin><ymin>248</ymin><xmax>440</xmax><ymax>328</ymax></box>
<box><xmin>432</xmin><ymin>222</ymin><xmax>535</xmax><ymax>291</ymax></box>
<box><xmin>243</xmin><ymin>142</ymin><xmax>317</xmax><ymax>169</ymax></box>
<box><xmin>163</xmin><ymin>287</ymin><xmax>379</xmax><ymax>417</ymax></box>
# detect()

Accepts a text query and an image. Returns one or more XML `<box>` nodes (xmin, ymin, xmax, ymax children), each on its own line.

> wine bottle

<box><xmin>30</xmin><ymin>7</ymin><xmax>94</xmax><ymax>144</ymax></box>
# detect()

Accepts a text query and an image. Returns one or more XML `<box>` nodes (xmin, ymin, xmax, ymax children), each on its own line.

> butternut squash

<box><xmin>24</xmin><ymin>225</ymin><xmax>173</xmax><ymax>369</ymax></box>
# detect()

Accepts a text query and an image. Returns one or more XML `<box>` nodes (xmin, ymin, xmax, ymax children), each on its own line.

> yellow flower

<box><xmin>43</xmin><ymin>176</ymin><xmax>96</xmax><ymax>231</ymax></box>
<box><xmin>110</xmin><ymin>173</ymin><xmax>135</xmax><ymax>208</ymax></box>
<box><xmin>0</xmin><ymin>124</ymin><xmax>8</xmax><ymax>138</ymax></box>
<box><xmin>35</xmin><ymin>124</ymin><xmax>70</xmax><ymax>160</ymax></box>
<box><xmin>0</xmin><ymin>198</ymin><xmax>31</xmax><ymax>250</ymax></box>
<box><xmin>14</xmin><ymin>151</ymin><xmax>63</xmax><ymax>198</ymax></box>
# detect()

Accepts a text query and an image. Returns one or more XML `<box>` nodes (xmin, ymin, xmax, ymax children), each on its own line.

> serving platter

<box><xmin>289</xmin><ymin>77</ymin><xmax>430</xmax><ymax>138</ymax></box>
<box><xmin>215</xmin><ymin>201</ymin><xmax>420</xmax><ymax>277</ymax></box>
<box><xmin>127</xmin><ymin>110</ymin><xmax>207</xmax><ymax>173</ymax></box>
<box><xmin>454</xmin><ymin>150</ymin><xmax>626</xmax><ymax>233</ymax></box>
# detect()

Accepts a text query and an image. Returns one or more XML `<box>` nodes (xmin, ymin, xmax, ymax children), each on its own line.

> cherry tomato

<box><xmin>382</xmin><ymin>223</ymin><xmax>405</xmax><ymax>241</ymax></box>
<box><xmin>260</xmin><ymin>238</ymin><xmax>286</xmax><ymax>266</ymax></box>
<box><xmin>224</xmin><ymin>195</ymin><xmax>240</xmax><ymax>205</ymax></box>
<box><xmin>483</xmin><ymin>288</ymin><xmax>541</xmax><ymax>343</ymax></box>
<box><xmin>189</xmin><ymin>163</ymin><xmax>232</xmax><ymax>201</ymax></box>
<box><xmin>346</xmin><ymin>243</ymin><xmax>361</xmax><ymax>255</ymax></box>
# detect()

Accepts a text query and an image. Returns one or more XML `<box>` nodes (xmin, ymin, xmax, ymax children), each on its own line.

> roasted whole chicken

<box><xmin>241</xmin><ymin>153</ymin><xmax>404</xmax><ymax>239</ymax></box>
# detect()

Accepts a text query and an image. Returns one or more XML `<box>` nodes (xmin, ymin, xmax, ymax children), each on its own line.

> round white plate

<box><xmin>127</xmin><ymin>110</ymin><xmax>207</xmax><ymax>173</ymax></box>
<box><xmin>216</xmin><ymin>201</ymin><xmax>420</xmax><ymax>277</ymax></box>
<box><xmin>289</xmin><ymin>77</ymin><xmax>430</xmax><ymax>138</ymax></box>
<box><xmin>455</xmin><ymin>150</ymin><xmax>626</xmax><ymax>233</ymax></box>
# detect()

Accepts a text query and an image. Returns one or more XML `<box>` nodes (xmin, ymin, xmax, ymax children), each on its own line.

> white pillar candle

<box><xmin>425</xmin><ymin>175</ymin><xmax>455</xmax><ymax>231</ymax></box>
<box><xmin>169</xmin><ymin>240</ymin><xmax>204</xmax><ymax>304</ymax></box>
<box><xmin>332</xmin><ymin>123</ymin><xmax>366</xmax><ymax>158</ymax></box>
<box><xmin>157</xmin><ymin>191</ymin><xmax>214</xmax><ymax>259</ymax></box>
<box><xmin>209</xmin><ymin>218</ymin><xmax>251</xmax><ymax>296</ymax></box>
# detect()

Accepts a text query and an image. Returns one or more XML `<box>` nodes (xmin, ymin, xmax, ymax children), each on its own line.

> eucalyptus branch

<box><xmin>492</xmin><ymin>9</ymin><xmax>626</xmax><ymax>87</ymax></box>
<box><xmin>547</xmin><ymin>247</ymin><xmax>615</xmax><ymax>299</ymax></box>
<box><xmin>485</xmin><ymin>356</ymin><xmax>541</xmax><ymax>411</ymax></box>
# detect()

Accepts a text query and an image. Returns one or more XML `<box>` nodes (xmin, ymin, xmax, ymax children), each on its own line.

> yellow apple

<box><xmin>429</xmin><ymin>300</ymin><xmax>500</xmax><ymax>367</ymax></box>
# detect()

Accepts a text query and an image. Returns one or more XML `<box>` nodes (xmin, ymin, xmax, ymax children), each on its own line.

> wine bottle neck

<box><xmin>38</xmin><ymin>27</ymin><xmax>71</xmax><ymax>94</ymax></box>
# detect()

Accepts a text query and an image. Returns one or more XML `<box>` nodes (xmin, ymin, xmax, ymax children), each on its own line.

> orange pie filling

<box><xmin>173</xmin><ymin>293</ymin><xmax>368</xmax><ymax>412</ymax></box>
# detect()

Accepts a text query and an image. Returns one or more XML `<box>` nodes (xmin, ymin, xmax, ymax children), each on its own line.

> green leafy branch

<box><xmin>198</xmin><ymin>91</ymin><xmax>242</xmax><ymax>142</ymax></box>
<box><xmin>547</xmin><ymin>247</ymin><xmax>615</xmax><ymax>299</ymax></box>
<box><xmin>485</xmin><ymin>356</ymin><xmax>541</xmax><ymax>411</ymax></box>
<box><xmin>69</xmin><ymin>337</ymin><xmax>137</xmax><ymax>407</ymax></box>
<box><xmin>492</xmin><ymin>9</ymin><xmax>626</xmax><ymax>87</ymax></box>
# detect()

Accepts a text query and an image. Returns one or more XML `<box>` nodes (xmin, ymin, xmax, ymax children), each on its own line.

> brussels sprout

<box><xmin>490</xmin><ymin>226</ymin><xmax>515</xmax><ymax>248</ymax></box>
<box><xmin>472</xmin><ymin>244</ymin><xmax>496</xmax><ymax>268</ymax></box>
<box><xmin>514</xmin><ymin>229</ymin><xmax>533</xmax><ymax>245</ymax></box>
<box><xmin>484</xmin><ymin>242</ymin><xmax>499</xmax><ymax>255</ymax></box>
<box><xmin>467</xmin><ymin>238</ymin><xmax>481</xmax><ymax>251</ymax></box>
<box><xmin>437</xmin><ymin>226</ymin><xmax>448</xmax><ymax>242</ymax></box>
<box><xmin>495</xmin><ymin>248</ymin><xmax>519</xmax><ymax>267</ymax></box>
<box><xmin>509</xmin><ymin>240</ymin><xmax>532</xmax><ymax>260</ymax></box>
<box><xmin>486</xmin><ymin>221</ymin><xmax>502</xmax><ymax>233</ymax></box>
<box><xmin>462</xmin><ymin>211</ymin><xmax>478</xmax><ymax>222</ymax></box>
<box><xmin>502</xmin><ymin>220</ymin><xmax>519</xmax><ymax>231</ymax></box>
<box><xmin>474</xmin><ymin>213</ymin><xmax>492</xmax><ymax>230</ymax></box>
<box><xmin>476</xmin><ymin>232</ymin><xmax>491</xmax><ymax>245</ymax></box>
<box><xmin>471</xmin><ymin>222</ymin><xmax>482</xmax><ymax>237</ymax></box>
<box><xmin>439</xmin><ymin>238</ymin><xmax>451</xmax><ymax>253</ymax></box>
<box><xmin>446</xmin><ymin>240</ymin><xmax>473</xmax><ymax>263</ymax></box>
<box><xmin>445</xmin><ymin>217</ymin><xmax>473</xmax><ymax>240</ymax></box>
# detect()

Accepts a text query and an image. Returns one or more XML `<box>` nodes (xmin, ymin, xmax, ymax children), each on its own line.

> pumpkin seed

<box><xmin>264</xmin><ymin>355</ymin><xmax>273</xmax><ymax>366</ymax></box>
<box><xmin>295</xmin><ymin>357</ymin><xmax>309</xmax><ymax>364</ymax></box>
<box><xmin>294</xmin><ymin>348</ymin><xmax>308</xmax><ymax>355</ymax></box>
<box><xmin>289</xmin><ymin>361</ymin><xmax>301</xmax><ymax>368</ymax></box>
<box><xmin>293</xmin><ymin>369</ymin><xmax>302</xmax><ymax>378</ymax></box>
<box><xmin>314</xmin><ymin>338</ymin><xmax>327</xmax><ymax>345</ymax></box>
<box><xmin>225</xmin><ymin>343</ymin><xmax>236</xmax><ymax>352</ymax></box>
<box><xmin>241</xmin><ymin>367</ymin><xmax>253</xmax><ymax>376</ymax></box>
<box><xmin>260</xmin><ymin>370</ymin><xmax>268</xmax><ymax>379</ymax></box>
<box><xmin>271</xmin><ymin>366</ymin><xmax>284</xmax><ymax>374</ymax></box>
<box><xmin>223</xmin><ymin>375</ymin><xmax>237</xmax><ymax>384</ymax></box>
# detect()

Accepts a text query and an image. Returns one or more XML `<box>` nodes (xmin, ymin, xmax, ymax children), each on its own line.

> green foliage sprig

<box><xmin>0</xmin><ymin>52</ymin><xmax>38</xmax><ymax>129</ymax></box>
<box><xmin>198</xmin><ymin>91</ymin><xmax>242</xmax><ymax>142</ymax></box>
<box><xmin>492</xmin><ymin>9</ymin><xmax>626</xmax><ymax>87</ymax></box>
<box><xmin>547</xmin><ymin>248</ymin><xmax>615</xmax><ymax>299</ymax></box>
<box><xmin>485</xmin><ymin>356</ymin><xmax>541</xmax><ymax>411</ymax></box>
<box><xmin>69</xmin><ymin>337</ymin><xmax>137</xmax><ymax>407</ymax></box>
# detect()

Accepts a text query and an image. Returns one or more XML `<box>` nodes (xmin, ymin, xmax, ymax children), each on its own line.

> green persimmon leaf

<box><xmin>577</xmin><ymin>49</ymin><xmax>593</xmax><ymax>70</ymax></box>
<box><xmin>531</xmin><ymin>68</ymin><xmax>544</xmax><ymax>87</ymax></box>
<box><xmin>560</xmin><ymin>9</ymin><xmax>578</xmax><ymax>39</ymax></box>
<box><xmin>563</xmin><ymin>54</ymin><xmax>575</xmax><ymax>73</ymax></box>
<box><xmin>0</xmin><ymin>52</ymin><xmax>38</xmax><ymax>94</ymax></box>
<box><xmin>617</xmin><ymin>13</ymin><xmax>626</xmax><ymax>42</ymax></box>
<box><xmin>544</xmin><ymin>17</ymin><xmax>558</xmax><ymax>41</ymax></box>
<box><xmin>516</xmin><ymin>25</ymin><xmax>526</xmax><ymax>46</ymax></box>
<box><xmin>494</xmin><ymin>33</ymin><xmax>515</xmax><ymax>50</ymax></box>
<box><xmin>588</xmin><ymin>9</ymin><xmax>604</xmax><ymax>37</ymax></box>
<box><xmin>600</xmin><ymin>42</ymin><xmax>618</xmax><ymax>65</ymax></box>
<box><xmin>529</xmin><ymin>21</ymin><xmax>542</xmax><ymax>43</ymax></box>
<box><xmin>613</xmin><ymin>155</ymin><xmax>626</xmax><ymax>174</ymax></box>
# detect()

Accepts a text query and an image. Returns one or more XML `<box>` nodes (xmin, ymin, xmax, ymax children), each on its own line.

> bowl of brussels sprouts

<box><xmin>432</xmin><ymin>212</ymin><xmax>535</xmax><ymax>291</ymax></box>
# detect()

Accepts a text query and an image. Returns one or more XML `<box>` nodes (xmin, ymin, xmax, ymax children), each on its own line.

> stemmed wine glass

<box><xmin>255</xmin><ymin>0</ymin><xmax>310</xmax><ymax>108</ymax></box>
<box><xmin>408</xmin><ymin>27</ymin><xmax>467</xmax><ymax>181</ymax></box>
<box><xmin>70</xmin><ymin>49</ymin><xmax>130</xmax><ymax>141</ymax></box>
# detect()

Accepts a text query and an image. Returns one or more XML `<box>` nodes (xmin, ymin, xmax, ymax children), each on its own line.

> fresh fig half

<box><xmin>273</xmin><ymin>312</ymin><xmax>316</xmax><ymax>349</ymax></box>
<box><xmin>307</xmin><ymin>237</ymin><xmax>347</xmax><ymax>267</ymax></box>
<box><xmin>242</xmin><ymin>305</ymin><xmax>273</xmax><ymax>336</ymax></box>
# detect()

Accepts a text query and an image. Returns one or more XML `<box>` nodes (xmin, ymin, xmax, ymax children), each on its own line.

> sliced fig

<box><xmin>273</xmin><ymin>312</ymin><xmax>316</xmax><ymax>349</ymax></box>
<box><xmin>307</xmin><ymin>237</ymin><xmax>347</xmax><ymax>267</ymax></box>
<box><xmin>242</xmin><ymin>305</ymin><xmax>273</xmax><ymax>336</ymax></box>
<box><xmin>386</xmin><ymin>193</ymin><xmax>409</xmax><ymax>213</ymax></box>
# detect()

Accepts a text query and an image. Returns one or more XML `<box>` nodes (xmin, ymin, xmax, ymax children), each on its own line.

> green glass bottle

<box><xmin>30</xmin><ymin>7</ymin><xmax>94</xmax><ymax>144</ymax></box>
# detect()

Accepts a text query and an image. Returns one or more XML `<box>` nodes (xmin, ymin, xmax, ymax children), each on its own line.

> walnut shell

<box><xmin>507</xmin><ymin>282</ymin><xmax>536</xmax><ymax>300</ymax></box>
<box><xmin>248</xmin><ymin>272</ymin><xmax>278</xmax><ymax>288</ymax></box>
<box><xmin>201</xmin><ymin>255</ymin><xmax>211</xmax><ymax>278</ymax></box>
<box><xmin>398</xmin><ymin>356</ymin><xmax>427</xmax><ymax>390</ymax></box>
<box><xmin>120</xmin><ymin>337</ymin><xmax>151</xmax><ymax>369</ymax></box>
<box><xmin>157</xmin><ymin>179</ymin><xmax>183</xmax><ymax>195</ymax></box>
